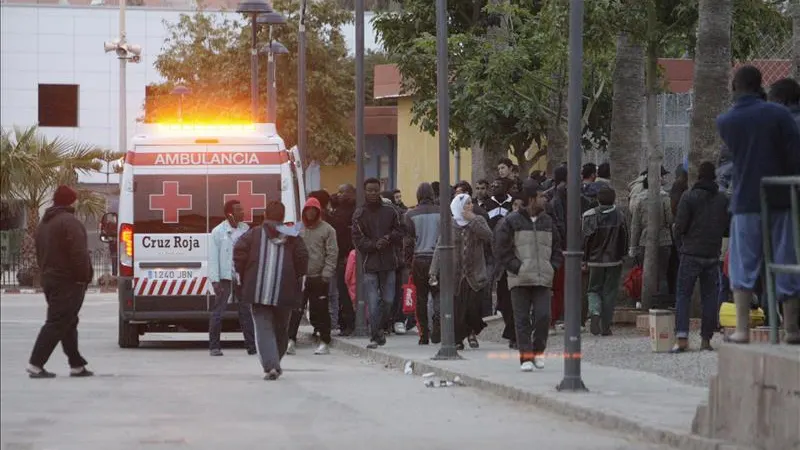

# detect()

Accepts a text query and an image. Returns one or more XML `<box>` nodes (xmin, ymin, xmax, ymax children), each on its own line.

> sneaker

<box><xmin>377</xmin><ymin>335</ymin><xmax>387</xmax><ymax>346</ymax></box>
<box><xmin>247</xmin><ymin>348</ymin><xmax>258</xmax><ymax>355</ymax></box>
<box><xmin>455</xmin><ymin>342</ymin><xmax>465</xmax><ymax>351</ymax></box>
<box><xmin>210</xmin><ymin>349</ymin><xmax>224</xmax><ymax>357</ymax></box>
<box><xmin>533</xmin><ymin>355</ymin><xmax>545</xmax><ymax>370</ymax></box>
<box><xmin>467</xmin><ymin>334</ymin><xmax>479</xmax><ymax>348</ymax></box>
<box><xmin>508</xmin><ymin>340</ymin><xmax>518</xmax><ymax>350</ymax></box>
<box><xmin>393</xmin><ymin>322</ymin><xmax>407</xmax><ymax>335</ymax></box>
<box><xmin>69</xmin><ymin>367</ymin><xmax>94</xmax><ymax>378</ymax></box>
<box><xmin>264</xmin><ymin>369</ymin><xmax>280</xmax><ymax>381</ymax></box>
<box><xmin>27</xmin><ymin>367</ymin><xmax>56</xmax><ymax>379</ymax></box>
<box><xmin>314</xmin><ymin>343</ymin><xmax>330</xmax><ymax>355</ymax></box>
<box><xmin>419</xmin><ymin>336</ymin><xmax>430</xmax><ymax>345</ymax></box>
<box><xmin>366</xmin><ymin>340</ymin><xmax>379</xmax><ymax>349</ymax></box>
<box><xmin>589</xmin><ymin>315</ymin><xmax>601</xmax><ymax>336</ymax></box>
<box><xmin>700</xmin><ymin>338</ymin><xmax>714</xmax><ymax>351</ymax></box>
<box><xmin>286</xmin><ymin>340</ymin><xmax>296</xmax><ymax>355</ymax></box>
<box><xmin>520</xmin><ymin>361</ymin><xmax>534</xmax><ymax>372</ymax></box>
<box><xmin>601</xmin><ymin>328</ymin><xmax>613</xmax><ymax>337</ymax></box>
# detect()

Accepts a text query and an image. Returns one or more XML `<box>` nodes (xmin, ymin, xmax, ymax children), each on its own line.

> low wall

<box><xmin>692</xmin><ymin>344</ymin><xmax>800</xmax><ymax>450</ymax></box>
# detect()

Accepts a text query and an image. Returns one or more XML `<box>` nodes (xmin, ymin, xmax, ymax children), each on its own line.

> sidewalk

<box><xmin>304</xmin><ymin>330</ymin><xmax>748</xmax><ymax>450</ymax></box>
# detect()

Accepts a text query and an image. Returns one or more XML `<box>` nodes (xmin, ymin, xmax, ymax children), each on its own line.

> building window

<box><xmin>378</xmin><ymin>154</ymin><xmax>390</xmax><ymax>190</ymax></box>
<box><xmin>38</xmin><ymin>84</ymin><xmax>79</xmax><ymax>127</ymax></box>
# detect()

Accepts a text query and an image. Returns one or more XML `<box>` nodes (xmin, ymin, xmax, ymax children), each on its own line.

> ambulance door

<box><xmin>289</xmin><ymin>146</ymin><xmax>306</xmax><ymax>221</ymax></box>
<box><xmin>130</xmin><ymin>145</ymin><xmax>211</xmax><ymax>313</ymax></box>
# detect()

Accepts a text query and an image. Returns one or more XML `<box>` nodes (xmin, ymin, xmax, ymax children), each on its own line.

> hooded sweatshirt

<box><xmin>300</xmin><ymin>197</ymin><xmax>338</xmax><ymax>279</ymax></box>
<box><xmin>403</xmin><ymin>183</ymin><xmax>440</xmax><ymax>258</ymax></box>
<box><xmin>35</xmin><ymin>206</ymin><xmax>93</xmax><ymax>284</ymax></box>
<box><xmin>673</xmin><ymin>179</ymin><xmax>730</xmax><ymax>258</ymax></box>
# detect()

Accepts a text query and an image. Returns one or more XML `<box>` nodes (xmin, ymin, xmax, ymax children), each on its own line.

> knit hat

<box><xmin>53</xmin><ymin>185</ymin><xmax>78</xmax><ymax>207</ymax></box>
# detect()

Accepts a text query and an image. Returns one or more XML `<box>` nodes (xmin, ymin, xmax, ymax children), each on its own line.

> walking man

<box><xmin>352</xmin><ymin>177</ymin><xmax>404</xmax><ymax>349</ymax></box>
<box><xmin>717</xmin><ymin>66</ymin><xmax>800</xmax><ymax>344</ymax></box>
<box><xmin>330</xmin><ymin>184</ymin><xmax>357</xmax><ymax>335</ymax></box>
<box><xmin>208</xmin><ymin>200</ymin><xmax>256</xmax><ymax>356</ymax></box>
<box><xmin>495</xmin><ymin>179</ymin><xmax>563</xmax><ymax>371</ymax></box>
<box><xmin>27</xmin><ymin>185</ymin><xmax>93</xmax><ymax>378</ymax></box>
<box><xmin>582</xmin><ymin>186</ymin><xmax>628</xmax><ymax>336</ymax></box>
<box><xmin>287</xmin><ymin>197</ymin><xmax>338</xmax><ymax>355</ymax></box>
<box><xmin>671</xmin><ymin>162</ymin><xmax>730</xmax><ymax>351</ymax></box>
<box><xmin>234</xmin><ymin>201</ymin><xmax>309</xmax><ymax>380</ymax></box>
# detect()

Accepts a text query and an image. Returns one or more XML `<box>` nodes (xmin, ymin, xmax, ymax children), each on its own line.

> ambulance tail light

<box><xmin>119</xmin><ymin>223</ymin><xmax>134</xmax><ymax>277</ymax></box>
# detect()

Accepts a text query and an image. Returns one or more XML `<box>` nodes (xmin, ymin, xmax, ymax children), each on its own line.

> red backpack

<box><xmin>623</xmin><ymin>264</ymin><xmax>643</xmax><ymax>300</ymax></box>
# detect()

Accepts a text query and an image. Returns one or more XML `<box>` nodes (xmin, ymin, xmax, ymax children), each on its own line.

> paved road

<box><xmin>1</xmin><ymin>293</ymin><xmax>671</xmax><ymax>450</ymax></box>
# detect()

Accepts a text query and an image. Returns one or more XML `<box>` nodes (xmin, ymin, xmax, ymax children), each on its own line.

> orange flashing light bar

<box><xmin>155</xmin><ymin>123</ymin><xmax>257</xmax><ymax>132</ymax></box>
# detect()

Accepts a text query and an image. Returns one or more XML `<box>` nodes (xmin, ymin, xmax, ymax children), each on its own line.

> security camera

<box><xmin>130</xmin><ymin>55</ymin><xmax>141</xmax><ymax>64</ymax></box>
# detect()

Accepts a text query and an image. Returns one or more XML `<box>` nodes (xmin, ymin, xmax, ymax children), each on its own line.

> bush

<box><xmin>16</xmin><ymin>267</ymin><xmax>36</xmax><ymax>287</ymax></box>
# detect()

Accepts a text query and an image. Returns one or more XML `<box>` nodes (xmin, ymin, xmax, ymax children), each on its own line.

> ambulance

<box><xmin>106</xmin><ymin>123</ymin><xmax>305</xmax><ymax>348</ymax></box>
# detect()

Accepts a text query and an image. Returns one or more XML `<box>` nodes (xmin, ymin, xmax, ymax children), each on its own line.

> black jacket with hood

<box><xmin>35</xmin><ymin>206</ymin><xmax>93</xmax><ymax>284</ymax></box>
<box><xmin>673</xmin><ymin>179</ymin><xmax>731</xmax><ymax>258</ymax></box>
<box><xmin>352</xmin><ymin>200</ymin><xmax>403</xmax><ymax>273</ymax></box>
<box><xmin>330</xmin><ymin>198</ymin><xmax>356</xmax><ymax>263</ymax></box>
<box><xmin>582</xmin><ymin>205</ymin><xmax>628</xmax><ymax>266</ymax></box>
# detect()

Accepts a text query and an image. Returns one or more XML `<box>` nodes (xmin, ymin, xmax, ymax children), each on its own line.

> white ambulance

<box><xmin>105</xmin><ymin>123</ymin><xmax>305</xmax><ymax>348</ymax></box>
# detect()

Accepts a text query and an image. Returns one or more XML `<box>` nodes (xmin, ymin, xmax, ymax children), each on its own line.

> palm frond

<box><xmin>74</xmin><ymin>189</ymin><xmax>107</xmax><ymax>222</ymax></box>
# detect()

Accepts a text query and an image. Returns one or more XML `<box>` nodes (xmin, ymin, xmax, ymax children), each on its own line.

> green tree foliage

<box><xmin>148</xmin><ymin>0</ymin><xmax>355</xmax><ymax>164</ymax></box>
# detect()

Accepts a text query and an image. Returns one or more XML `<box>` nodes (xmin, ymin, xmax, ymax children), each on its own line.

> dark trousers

<box><xmin>510</xmin><ymin>286</ymin><xmax>551</xmax><ymax>364</ymax></box>
<box><xmin>288</xmin><ymin>277</ymin><xmax>331</xmax><ymax>344</ymax></box>
<box><xmin>29</xmin><ymin>280</ymin><xmax>88</xmax><ymax>369</ymax></box>
<box><xmin>587</xmin><ymin>265</ymin><xmax>623</xmax><ymax>332</ymax></box>
<box><xmin>336</xmin><ymin>261</ymin><xmax>354</xmax><ymax>332</ymax></box>
<box><xmin>455</xmin><ymin>279</ymin><xmax>485</xmax><ymax>343</ymax></box>
<box><xmin>251</xmin><ymin>304</ymin><xmax>291</xmax><ymax>374</ymax></box>
<box><xmin>210</xmin><ymin>280</ymin><xmax>255</xmax><ymax>351</ymax></box>
<box><xmin>675</xmin><ymin>255</ymin><xmax>719</xmax><ymax>340</ymax></box>
<box><xmin>412</xmin><ymin>256</ymin><xmax>437</xmax><ymax>339</ymax></box>
<box><xmin>496</xmin><ymin>274</ymin><xmax>516</xmax><ymax>342</ymax></box>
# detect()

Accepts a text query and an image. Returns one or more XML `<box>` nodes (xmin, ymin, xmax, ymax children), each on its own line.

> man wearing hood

<box><xmin>404</xmin><ymin>182</ymin><xmax>441</xmax><ymax>344</ymax></box>
<box><xmin>287</xmin><ymin>197</ymin><xmax>338</xmax><ymax>355</ymax></box>
<box><xmin>330</xmin><ymin>184</ymin><xmax>357</xmax><ymax>335</ymax></box>
<box><xmin>27</xmin><ymin>185</ymin><xmax>94</xmax><ymax>378</ymax></box>
<box><xmin>671</xmin><ymin>162</ymin><xmax>730</xmax><ymax>351</ymax></box>
<box><xmin>234</xmin><ymin>201</ymin><xmax>309</xmax><ymax>380</ymax></box>
<box><xmin>352</xmin><ymin>178</ymin><xmax>404</xmax><ymax>349</ymax></box>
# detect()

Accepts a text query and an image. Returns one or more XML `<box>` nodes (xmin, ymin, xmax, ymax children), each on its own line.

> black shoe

<box><xmin>590</xmin><ymin>315</ymin><xmax>601</xmax><ymax>336</ymax></box>
<box><xmin>27</xmin><ymin>368</ymin><xmax>56</xmax><ymax>379</ymax></box>
<box><xmin>467</xmin><ymin>335</ymin><xmax>479</xmax><ymax>349</ymax></box>
<box><xmin>455</xmin><ymin>342</ymin><xmax>465</xmax><ymax>351</ymax></box>
<box><xmin>366</xmin><ymin>341</ymin><xmax>379</xmax><ymax>349</ymax></box>
<box><xmin>339</xmin><ymin>328</ymin><xmax>353</xmax><ymax>337</ymax></box>
<box><xmin>601</xmin><ymin>328</ymin><xmax>613</xmax><ymax>337</ymax></box>
<box><xmin>264</xmin><ymin>369</ymin><xmax>280</xmax><ymax>381</ymax></box>
<box><xmin>70</xmin><ymin>367</ymin><xmax>94</xmax><ymax>378</ymax></box>
<box><xmin>377</xmin><ymin>335</ymin><xmax>387</xmax><ymax>346</ymax></box>
<box><xmin>431</xmin><ymin>327</ymin><xmax>441</xmax><ymax>344</ymax></box>
<box><xmin>508</xmin><ymin>340</ymin><xmax>518</xmax><ymax>350</ymax></box>
<box><xmin>419</xmin><ymin>337</ymin><xmax>430</xmax><ymax>345</ymax></box>
<box><xmin>247</xmin><ymin>348</ymin><xmax>258</xmax><ymax>355</ymax></box>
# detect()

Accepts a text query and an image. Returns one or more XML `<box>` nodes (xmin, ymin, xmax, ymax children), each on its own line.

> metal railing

<box><xmin>0</xmin><ymin>248</ymin><xmax>117</xmax><ymax>288</ymax></box>
<box><xmin>760</xmin><ymin>175</ymin><xmax>800</xmax><ymax>344</ymax></box>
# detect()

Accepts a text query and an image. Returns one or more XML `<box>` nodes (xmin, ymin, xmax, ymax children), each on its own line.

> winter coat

<box><xmin>300</xmin><ymin>198</ymin><xmax>338</xmax><ymax>279</ymax></box>
<box><xmin>485</xmin><ymin>195</ymin><xmax>513</xmax><ymax>230</ymax></box>
<box><xmin>582</xmin><ymin>205</ymin><xmax>628</xmax><ymax>267</ymax></box>
<box><xmin>494</xmin><ymin>208</ymin><xmax>563</xmax><ymax>289</ymax></box>
<box><xmin>717</xmin><ymin>95</ymin><xmax>800</xmax><ymax>213</ymax></box>
<box><xmin>330</xmin><ymin>200</ymin><xmax>356</xmax><ymax>263</ymax></box>
<box><xmin>208</xmin><ymin>219</ymin><xmax>250</xmax><ymax>283</ymax></box>
<box><xmin>351</xmin><ymin>201</ymin><xmax>403</xmax><ymax>273</ymax></box>
<box><xmin>404</xmin><ymin>183</ymin><xmax>441</xmax><ymax>258</ymax></box>
<box><xmin>35</xmin><ymin>206</ymin><xmax>93</xmax><ymax>284</ymax></box>
<box><xmin>629</xmin><ymin>188</ymin><xmax>673</xmax><ymax>249</ymax></box>
<box><xmin>430</xmin><ymin>216</ymin><xmax>493</xmax><ymax>292</ymax></box>
<box><xmin>673</xmin><ymin>180</ymin><xmax>730</xmax><ymax>259</ymax></box>
<box><xmin>233</xmin><ymin>222</ymin><xmax>309</xmax><ymax>309</ymax></box>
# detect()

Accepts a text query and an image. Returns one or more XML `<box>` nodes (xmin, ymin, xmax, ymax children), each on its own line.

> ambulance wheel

<box><xmin>118</xmin><ymin>316</ymin><xmax>140</xmax><ymax>348</ymax></box>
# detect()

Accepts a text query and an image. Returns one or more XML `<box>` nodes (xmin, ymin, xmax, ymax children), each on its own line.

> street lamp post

<box><xmin>298</xmin><ymin>0</ymin><xmax>309</xmax><ymax>170</ymax></box>
<box><xmin>433</xmin><ymin>0</ymin><xmax>459</xmax><ymax>360</ymax></box>
<box><xmin>237</xmin><ymin>0</ymin><xmax>275</xmax><ymax>123</ymax></box>
<box><xmin>354</xmin><ymin>0</ymin><xmax>369</xmax><ymax>337</ymax></box>
<box><xmin>257</xmin><ymin>12</ymin><xmax>288</xmax><ymax>124</ymax></box>
<box><xmin>557</xmin><ymin>0</ymin><xmax>588</xmax><ymax>392</ymax></box>
<box><xmin>103</xmin><ymin>0</ymin><xmax>141</xmax><ymax>157</ymax></box>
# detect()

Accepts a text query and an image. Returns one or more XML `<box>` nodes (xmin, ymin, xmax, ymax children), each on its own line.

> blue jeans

<box><xmin>675</xmin><ymin>255</ymin><xmax>719</xmax><ymax>340</ymax></box>
<box><xmin>364</xmin><ymin>270</ymin><xmax>396</xmax><ymax>341</ymax></box>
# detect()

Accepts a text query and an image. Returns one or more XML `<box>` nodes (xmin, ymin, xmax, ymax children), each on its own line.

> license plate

<box><xmin>147</xmin><ymin>270</ymin><xmax>194</xmax><ymax>280</ymax></box>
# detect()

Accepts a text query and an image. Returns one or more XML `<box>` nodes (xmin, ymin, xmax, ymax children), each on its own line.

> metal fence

<box><xmin>658</xmin><ymin>91</ymin><xmax>693</xmax><ymax>176</ymax></box>
<box><xmin>0</xmin><ymin>248</ymin><xmax>116</xmax><ymax>288</ymax></box>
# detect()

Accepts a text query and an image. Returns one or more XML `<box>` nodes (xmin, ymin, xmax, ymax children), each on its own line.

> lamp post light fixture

<box><xmin>257</xmin><ymin>11</ymin><xmax>288</xmax><ymax>124</ymax></box>
<box><xmin>236</xmin><ymin>0</ymin><xmax>275</xmax><ymax>122</ymax></box>
<box><xmin>170</xmin><ymin>85</ymin><xmax>191</xmax><ymax>122</ymax></box>
<box><xmin>259</xmin><ymin>41</ymin><xmax>289</xmax><ymax>124</ymax></box>
<box><xmin>103</xmin><ymin>0</ymin><xmax>141</xmax><ymax>158</ymax></box>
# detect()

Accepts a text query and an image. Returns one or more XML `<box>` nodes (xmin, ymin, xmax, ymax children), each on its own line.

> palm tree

<box><xmin>689</xmin><ymin>0</ymin><xmax>732</xmax><ymax>180</ymax></box>
<box><xmin>0</xmin><ymin>126</ymin><xmax>107</xmax><ymax>284</ymax></box>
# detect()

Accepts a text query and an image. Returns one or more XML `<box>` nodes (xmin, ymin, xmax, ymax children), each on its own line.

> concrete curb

<box><xmin>307</xmin><ymin>332</ymin><xmax>752</xmax><ymax>450</ymax></box>
<box><xmin>1</xmin><ymin>288</ymin><xmax>115</xmax><ymax>294</ymax></box>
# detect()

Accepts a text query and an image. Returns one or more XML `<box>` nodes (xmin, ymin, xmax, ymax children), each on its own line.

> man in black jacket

<box><xmin>330</xmin><ymin>184</ymin><xmax>357</xmax><ymax>335</ymax></box>
<box><xmin>583</xmin><ymin>186</ymin><xmax>629</xmax><ymax>336</ymax></box>
<box><xmin>27</xmin><ymin>185</ymin><xmax>93</xmax><ymax>378</ymax></box>
<box><xmin>672</xmin><ymin>162</ymin><xmax>730</xmax><ymax>352</ymax></box>
<box><xmin>352</xmin><ymin>178</ymin><xmax>404</xmax><ymax>348</ymax></box>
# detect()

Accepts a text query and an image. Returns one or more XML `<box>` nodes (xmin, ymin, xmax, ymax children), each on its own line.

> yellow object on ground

<box><xmin>719</xmin><ymin>302</ymin><xmax>766</xmax><ymax>328</ymax></box>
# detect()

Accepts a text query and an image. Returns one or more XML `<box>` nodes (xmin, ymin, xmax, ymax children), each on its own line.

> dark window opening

<box><xmin>38</xmin><ymin>84</ymin><xmax>79</xmax><ymax>128</ymax></box>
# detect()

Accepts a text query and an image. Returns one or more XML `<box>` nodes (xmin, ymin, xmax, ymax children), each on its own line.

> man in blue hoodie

<box><xmin>716</xmin><ymin>66</ymin><xmax>800</xmax><ymax>344</ymax></box>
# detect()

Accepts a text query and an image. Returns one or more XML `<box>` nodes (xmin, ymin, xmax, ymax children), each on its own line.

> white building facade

<box><xmin>0</xmin><ymin>3</ymin><xmax>380</xmax><ymax>184</ymax></box>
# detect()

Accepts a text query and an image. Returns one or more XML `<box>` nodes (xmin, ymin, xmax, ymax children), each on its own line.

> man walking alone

<box><xmin>27</xmin><ymin>185</ymin><xmax>93</xmax><ymax>378</ymax></box>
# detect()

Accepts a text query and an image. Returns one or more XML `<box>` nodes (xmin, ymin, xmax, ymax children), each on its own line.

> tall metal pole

<box><xmin>250</xmin><ymin>13</ymin><xmax>259</xmax><ymax>122</ymax></box>
<box><xmin>267</xmin><ymin>28</ymin><xmax>276</xmax><ymax>123</ymax></box>
<box><xmin>118</xmin><ymin>0</ymin><xmax>127</xmax><ymax>156</ymax></box>
<box><xmin>433</xmin><ymin>0</ymin><xmax>458</xmax><ymax>360</ymax></box>
<box><xmin>454</xmin><ymin>149</ymin><xmax>461</xmax><ymax>182</ymax></box>
<box><xmin>354</xmin><ymin>0</ymin><xmax>368</xmax><ymax>337</ymax></box>
<box><xmin>298</xmin><ymin>1</ymin><xmax>308</xmax><ymax>162</ymax></box>
<box><xmin>557</xmin><ymin>0</ymin><xmax>587</xmax><ymax>392</ymax></box>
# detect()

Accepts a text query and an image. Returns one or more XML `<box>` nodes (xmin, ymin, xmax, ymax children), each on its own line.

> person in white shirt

<box><xmin>208</xmin><ymin>200</ymin><xmax>256</xmax><ymax>356</ymax></box>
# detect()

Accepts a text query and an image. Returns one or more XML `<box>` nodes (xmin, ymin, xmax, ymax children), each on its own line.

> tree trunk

<box><xmin>641</xmin><ymin>26</ymin><xmax>664</xmax><ymax>309</ymax></box>
<box><xmin>21</xmin><ymin>204</ymin><xmax>40</xmax><ymax>287</ymax></box>
<box><xmin>471</xmin><ymin>140</ymin><xmax>506</xmax><ymax>182</ymax></box>
<box><xmin>608</xmin><ymin>33</ymin><xmax>645</xmax><ymax>208</ymax></box>
<box><xmin>689</xmin><ymin>0</ymin><xmax>732</xmax><ymax>181</ymax></box>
